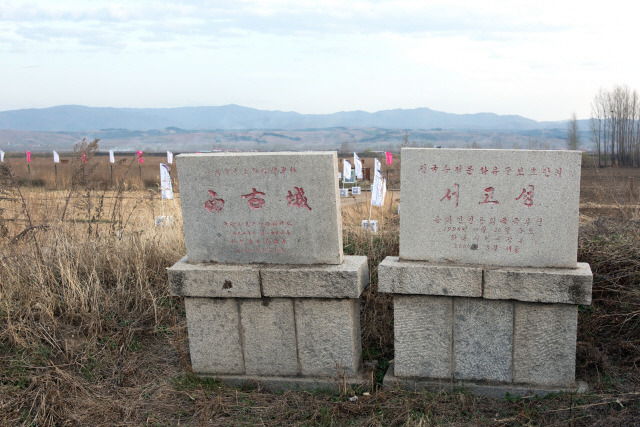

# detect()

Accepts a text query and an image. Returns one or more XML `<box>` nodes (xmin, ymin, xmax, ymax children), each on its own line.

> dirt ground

<box><xmin>579</xmin><ymin>166</ymin><xmax>640</xmax><ymax>220</ymax></box>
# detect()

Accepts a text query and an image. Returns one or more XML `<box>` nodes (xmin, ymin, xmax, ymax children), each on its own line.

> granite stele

<box><xmin>379</xmin><ymin>148</ymin><xmax>593</xmax><ymax>397</ymax></box>
<box><xmin>168</xmin><ymin>152</ymin><xmax>369</xmax><ymax>390</ymax></box>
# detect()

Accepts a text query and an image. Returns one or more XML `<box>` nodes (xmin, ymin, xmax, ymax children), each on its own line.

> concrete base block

<box><xmin>454</xmin><ymin>298</ymin><xmax>513</xmax><ymax>383</ymax></box>
<box><xmin>514</xmin><ymin>302</ymin><xmax>578</xmax><ymax>386</ymax></box>
<box><xmin>171</xmin><ymin>255</ymin><xmax>368</xmax><ymax>382</ymax></box>
<box><xmin>378</xmin><ymin>257</ymin><xmax>592</xmax><ymax>393</ymax></box>
<box><xmin>484</xmin><ymin>263</ymin><xmax>593</xmax><ymax>304</ymax></box>
<box><xmin>295</xmin><ymin>299</ymin><xmax>362</xmax><ymax>376</ymax></box>
<box><xmin>184</xmin><ymin>298</ymin><xmax>244</xmax><ymax>375</ymax></box>
<box><xmin>379</xmin><ymin>257</ymin><xmax>482</xmax><ymax>297</ymax></box>
<box><xmin>383</xmin><ymin>362</ymin><xmax>588</xmax><ymax>398</ymax></box>
<box><xmin>239</xmin><ymin>299</ymin><xmax>298</xmax><ymax>376</ymax></box>
<box><xmin>394</xmin><ymin>295</ymin><xmax>452</xmax><ymax>379</ymax></box>
<box><xmin>185</xmin><ymin>296</ymin><xmax>363</xmax><ymax>380</ymax></box>
<box><xmin>262</xmin><ymin>255</ymin><xmax>369</xmax><ymax>298</ymax></box>
<box><xmin>168</xmin><ymin>255</ymin><xmax>369</xmax><ymax>299</ymax></box>
<box><xmin>201</xmin><ymin>372</ymin><xmax>369</xmax><ymax>393</ymax></box>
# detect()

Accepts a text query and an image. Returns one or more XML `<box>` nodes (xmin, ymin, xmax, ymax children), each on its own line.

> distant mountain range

<box><xmin>0</xmin><ymin>104</ymin><xmax>581</xmax><ymax>132</ymax></box>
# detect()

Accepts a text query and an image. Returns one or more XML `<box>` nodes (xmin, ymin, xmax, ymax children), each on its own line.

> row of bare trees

<box><xmin>591</xmin><ymin>85</ymin><xmax>640</xmax><ymax>167</ymax></box>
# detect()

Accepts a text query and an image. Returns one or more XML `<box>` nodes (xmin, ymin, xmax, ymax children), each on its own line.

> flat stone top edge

<box><xmin>177</xmin><ymin>151</ymin><xmax>337</xmax><ymax>158</ymax></box>
<box><xmin>168</xmin><ymin>255</ymin><xmax>367</xmax><ymax>270</ymax></box>
<box><xmin>385</xmin><ymin>256</ymin><xmax>591</xmax><ymax>274</ymax></box>
<box><xmin>401</xmin><ymin>147</ymin><xmax>583</xmax><ymax>155</ymax></box>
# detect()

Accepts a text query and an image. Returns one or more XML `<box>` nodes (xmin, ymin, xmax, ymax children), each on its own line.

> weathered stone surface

<box><xmin>294</xmin><ymin>299</ymin><xmax>361</xmax><ymax>376</ymax></box>
<box><xmin>483</xmin><ymin>263</ymin><xmax>592</xmax><ymax>304</ymax></box>
<box><xmin>383</xmin><ymin>362</ymin><xmax>589</xmax><ymax>398</ymax></box>
<box><xmin>454</xmin><ymin>298</ymin><xmax>513</xmax><ymax>382</ymax></box>
<box><xmin>399</xmin><ymin>148</ymin><xmax>581</xmax><ymax>268</ymax></box>
<box><xmin>177</xmin><ymin>152</ymin><xmax>343</xmax><ymax>265</ymax></box>
<box><xmin>378</xmin><ymin>257</ymin><xmax>482</xmax><ymax>297</ymax></box>
<box><xmin>184</xmin><ymin>298</ymin><xmax>244</xmax><ymax>375</ymax></box>
<box><xmin>203</xmin><ymin>372</ymin><xmax>366</xmax><ymax>392</ymax></box>
<box><xmin>167</xmin><ymin>256</ymin><xmax>261</xmax><ymax>298</ymax></box>
<box><xmin>514</xmin><ymin>302</ymin><xmax>578</xmax><ymax>386</ymax></box>
<box><xmin>239</xmin><ymin>299</ymin><xmax>298</xmax><ymax>376</ymax></box>
<box><xmin>394</xmin><ymin>295</ymin><xmax>453</xmax><ymax>379</ymax></box>
<box><xmin>261</xmin><ymin>255</ymin><xmax>368</xmax><ymax>298</ymax></box>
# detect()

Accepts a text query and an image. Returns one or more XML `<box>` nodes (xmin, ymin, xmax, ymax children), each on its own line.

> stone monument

<box><xmin>379</xmin><ymin>148</ymin><xmax>593</xmax><ymax>397</ymax></box>
<box><xmin>168</xmin><ymin>152</ymin><xmax>369</xmax><ymax>389</ymax></box>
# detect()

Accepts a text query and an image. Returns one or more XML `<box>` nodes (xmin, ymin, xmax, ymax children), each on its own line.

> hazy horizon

<box><xmin>2</xmin><ymin>1</ymin><xmax>637</xmax><ymax>123</ymax></box>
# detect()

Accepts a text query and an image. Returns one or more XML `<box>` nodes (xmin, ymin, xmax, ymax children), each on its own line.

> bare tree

<box><xmin>591</xmin><ymin>85</ymin><xmax>640</xmax><ymax>167</ymax></box>
<box><xmin>567</xmin><ymin>112</ymin><xmax>580</xmax><ymax>150</ymax></box>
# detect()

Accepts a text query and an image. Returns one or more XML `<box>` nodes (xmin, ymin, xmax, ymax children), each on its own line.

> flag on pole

<box><xmin>167</xmin><ymin>150</ymin><xmax>174</xmax><ymax>164</ymax></box>
<box><xmin>160</xmin><ymin>163</ymin><xmax>174</xmax><ymax>199</ymax></box>
<box><xmin>53</xmin><ymin>150</ymin><xmax>60</xmax><ymax>163</ymax></box>
<box><xmin>385</xmin><ymin>151</ymin><xmax>393</xmax><ymax>165</ymax></box>
<box><xmin>374</xmin><ymin>157</ymin><xmax>381</xmax><ymax>173</ymax></box>
<box><xmin>371</xmin><ymin>170</ymin><xmax>387</xmax><ymax>207</ymax></box>
<box><xmin>137</xmin><ymin>150</ymin><xmax>143</xmax><ymax>163</ymax></box>
<box><xmin>109</xmin><ymin>150</ymin><xmax>115</xmax><ymax>163</ymax></box>
<box><xmin>0</xmin><ymin>150</ymin><xmax>4</xmax><ymax>162</ymax></box>
<box><xmin>353</xmin><ymin>152</ymin><xmax>362</xmax><ymax>180</ymax></box>
<box><xmin>343</xmin><ymin>159</ymin><xmax>352</xmax><ymax>181</ymax></box>
<box><xmin>26</xmin><ymin>151</ymin><xmax>31</xmax><ymax>163</ymax></box>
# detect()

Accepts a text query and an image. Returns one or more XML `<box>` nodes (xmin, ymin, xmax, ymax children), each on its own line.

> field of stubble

<box><xmin>0</xmin><ymin>153</ymin><xmax>639</xmax><ymax>426</ymax></box>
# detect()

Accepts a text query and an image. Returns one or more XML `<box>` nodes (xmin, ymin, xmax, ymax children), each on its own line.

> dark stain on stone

<box><xmin>223</xmin><ymin>280</ymin><xmax>233</xmax><ymax>289</ymax></box>
<box><xmin>261</xmin><ymin>297</ymin><xmax>272</xmax><ymax>307</ymax></box>
<box><xmin>568</xmin><ymin>279</ymin><xmax>582</xmax><ymax>303</ymax></box>
<box><xmin>170</xmin><ymin>271</ymin><xmax>184</xmax><ymax>295</ymax></box>
<box><xmin>470</xmin><ymin>244</ymin><xmax>478</xmax><ymax>250</ymax></box>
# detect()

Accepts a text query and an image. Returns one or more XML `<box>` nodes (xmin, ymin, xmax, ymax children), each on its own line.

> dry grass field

<box><xmin>1</xmin><ymin>147</ymin><xmax>639</xmax><ymax>425</ymax></box>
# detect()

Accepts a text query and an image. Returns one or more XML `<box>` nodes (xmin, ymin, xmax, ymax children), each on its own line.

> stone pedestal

<box><xmin>168</xmin><ymin>255</ymin><xmax>369</xmax><ymax>390</ymax></box>
<box><xmin>379</xmin><ymin>257</ymin><xmax>592</xmax><ymax>397</ymax></box>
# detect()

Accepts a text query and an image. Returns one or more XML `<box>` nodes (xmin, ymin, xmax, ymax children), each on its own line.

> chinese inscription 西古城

<box><xmin>204</xmin><ymin>187</ymin><xmax>313</xmax><ymax>213</ymax></box>
<box><xmin>204</xmin><ymin>190</ymin><xmax>225</xmax><ymax>213</ymax></box>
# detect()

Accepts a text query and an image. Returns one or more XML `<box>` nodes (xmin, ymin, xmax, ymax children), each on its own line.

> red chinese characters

<box><xmin>204</xmin><ymin>190</ymin><xmax>225</xmax><ymax>213</ymax></box>
<box><xmin>286</xmin><ymin>187</ymin><xmax>312</xmax><ymax>210</ymax></box>
<box><xmin>242</xmin><ymin>188</ymin><xmax>266</xmax><ymax>210</ymax></box>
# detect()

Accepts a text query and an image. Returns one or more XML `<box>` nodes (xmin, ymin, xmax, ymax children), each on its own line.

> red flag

<box><xmin>81</xmin><ymin>154</ymin><xmax>87</xmax><ymax>163</ymax></box>
<box><xmin>26</xmin><ymin>150</ymin><xmax>31</xmax><ymax>163</ymax></box>
<box><xmin>138</xmin><ymin>157</ymin><xmax>144</xmax><ymax>164</ymax></box>
<box><xmin>385</xmin><ymin>151</ymin><xmax>392</xmax><ymax>165</ymax></box>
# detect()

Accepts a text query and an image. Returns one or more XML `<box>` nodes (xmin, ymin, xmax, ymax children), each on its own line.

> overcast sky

<box><xmin>1</xmin><ymin>0</ymin><xmax>637</xmax><ymax>122</ymax></box>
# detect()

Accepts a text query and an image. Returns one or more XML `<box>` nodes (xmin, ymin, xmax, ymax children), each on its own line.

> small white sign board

<box><xmin>362</xmin><ymin>220</ymin><xmax>378</xmax><ymax>232</ymax></box>
<box><xmin>351</xmin><ymin>186</ymin><xmax>361</xmax><ymax>195</ymax></box>
<box><xmin>340</xmin><ymin>188</ymin><xmax>349</xmax><ymax>197</ymax></box>
<box><xmin>155</xmin><ymin>215</ymin><xmax>174</xmax><ymax>226</ymax></box>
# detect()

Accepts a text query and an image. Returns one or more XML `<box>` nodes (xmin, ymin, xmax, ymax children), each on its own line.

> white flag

<box><xmin>167</xmin><ymin>150</ymin><xmax>173</xmax><ymax>164</ymax></box>
<box><xmin>0</xmin><ymin>150</ymin><xmax>4</xmax><ymax>162</ymax></box>
<box><xmin>109</xmin><ymin>150</ymin><xmax>115</xmax><ymax>164</ymax></box>
<box><xmin>160</xmin><ymin>163</ymin><xmax>174</xmax><ymax>199</ymax></box>
<box><xmin>53</xmin><ymin>150</ymin><xmax>60</xmax><ymax>163</ymax></box>
<box><xmin>353</xmin><ymin>152</ymin><xmax>363</xmax><ymax>180</ymax></box>
<box><xmin>374</xmin><ymin>157</ymin><xmax>381</xmax><ymax>173</ymax></box>
<box><xmin>371</xmin><ymin>171</ymin><xmax>387</xmax><ymax>207</ymax></box>
<box><xmin>343</xmin><ymin>160</ymin><xmax>352</xmax><ymax>182</ymax></box>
